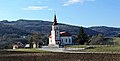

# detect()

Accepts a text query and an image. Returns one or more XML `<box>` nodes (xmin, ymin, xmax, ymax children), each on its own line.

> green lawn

<box><xmin>5</xmin><ymin>48</ymin><xmax>48</xmax><ymax>53</ymax></box>
<box><xmin>65</xmin><ymin>37</ymin><xmax>120</xmax><ymax>52</ymax></box>
<box><xmin>2</xmin><ymin>45</ymin><xmax>120</xmax><ymax>53</ymax></box>
<box><xmin>85</xmin><ymin>45</ymin><xmax>120</xmax><ymax>52</ymax></box>
<box><xmin>66</xmin><ymin>45</ymin><xmax>120</xmax><ymax>52</ymax></box>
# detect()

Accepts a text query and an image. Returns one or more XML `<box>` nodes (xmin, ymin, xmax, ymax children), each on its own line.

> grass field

<box><xmin>4</xmin><ymin>48</ymin><xmax>48</xmax><ymax>53</ymax></box>
<box><xmin>66</xmin><ymin>45</ymin><xmax>120</xmax><ymax>52</ymax></box>
<box><xmin>0</xmin><ymin>37</ymin><xmax>120</xmax><ymax>61</ymax></box>
<box><xmin>65</xmin><ymin>37</ymin><xmax>120</xmax><ymax>52</ymax></box>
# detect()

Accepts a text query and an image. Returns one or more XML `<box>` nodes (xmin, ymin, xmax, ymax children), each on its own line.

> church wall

<box><xmin>50</xmin><ymin>30</ymin><xmax>56</xmax><ymax>44</ymax></box>
<box><xmin>49</xmin><ymin>38</ymin><xmax>52</xmax><ymax>44</ymax></box>
<box><xmin>61</xmin><ymin>36</ymin><xmax>72</xmax><ymax>45</ymax></box>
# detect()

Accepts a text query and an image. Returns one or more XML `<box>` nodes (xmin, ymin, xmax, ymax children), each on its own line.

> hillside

<box><xmin>89</xmin><ymin>26</ymin><xmax>120</xmax><ymax>37</ymax></box>
<box><xmin>0</xmin><ymin>20</ymin><xmax>120</xmax><ymax>37</ymax></box>
<box><xmin>0</xmin><ymin>19</ymin><xmax>99</xmax><ymax>37</ymax></box>
<box><xmin>0</xmin><ymin>23</ymin><xmax>29</xmax><ymax>36</ymax></box>
<box><xmin>0</xmin><ymin>20</ymin><xmax>120</xmax><ymax>48</ymax></box>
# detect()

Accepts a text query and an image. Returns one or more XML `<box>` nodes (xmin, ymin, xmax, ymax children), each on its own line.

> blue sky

<box><xmin>0</xmin><ymin>0</ymin><xmax>120</xmax><ymax>27</ymax></box>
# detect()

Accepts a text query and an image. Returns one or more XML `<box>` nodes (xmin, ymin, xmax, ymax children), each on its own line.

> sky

<box><xmin>0</xmin><ymin>0</ymin><xmax>120</xmax><ymax>27</ymax></box>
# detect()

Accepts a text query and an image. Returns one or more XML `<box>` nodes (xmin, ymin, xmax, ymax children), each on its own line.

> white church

<box><xmin>49</xmin><ymin>14</ymin><xmax>72</xmax><ymax>47</ymax></box>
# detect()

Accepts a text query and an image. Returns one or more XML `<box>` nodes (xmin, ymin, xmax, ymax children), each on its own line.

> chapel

<box><xmin>49</xmin><ymin>14</ymin><xmax>72</xmax><ymax>47</ymax></box>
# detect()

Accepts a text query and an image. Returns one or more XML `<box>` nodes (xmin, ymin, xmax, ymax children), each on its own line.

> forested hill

<box><xmin>0</xmin><ymin>19</ymin><xmax>99</xmax><ymax>37</ymax></box>
<box><xmin>0</xmin><ymin>19</ymin><xmax>120</xmax><ymax>37</ymax></box>
<box><xmin>89</xmin><ymin>26</ymin><xmax>120</xmax><ymax>37</ymax></box>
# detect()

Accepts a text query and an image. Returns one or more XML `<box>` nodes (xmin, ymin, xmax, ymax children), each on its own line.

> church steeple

<box><xmin>53</xmin><ymin>14</ymin><xmax>57</xmax><ymax>25</ymax></box>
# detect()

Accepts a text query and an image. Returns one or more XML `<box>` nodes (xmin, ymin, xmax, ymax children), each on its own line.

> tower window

<box><xmin>56</xmin><ymin>27</ymin><xmax>58</xmax><ymax>29</ymax></box>
<box><xmin>56</xmin><ymin>32</ymin><xmax>59</xmax><ymax>35</ymax></box>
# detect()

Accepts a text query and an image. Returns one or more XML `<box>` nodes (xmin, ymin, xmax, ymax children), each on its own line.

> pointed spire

<box><xmin>53</xmin><ymin>14</ymin><xmax>57</xmax><ymax>25</ymax></box>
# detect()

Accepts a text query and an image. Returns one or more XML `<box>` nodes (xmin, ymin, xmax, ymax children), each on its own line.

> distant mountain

<box><xmin>0</xmin><ymin>19</ymin><xmax>99</xmax><ymax>37</ymax></box>
<box><xmin>89</xmin><ymin>26</ymin><xmax>120</xmax><ymax>37</ymax></box>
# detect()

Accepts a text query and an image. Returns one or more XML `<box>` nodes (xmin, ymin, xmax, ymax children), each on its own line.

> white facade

<box><xmin>61</xmin><ymin>36</ymin><xmax>72</xmax><ymax>45</ymax></box>
<box><xmin>49</xmin><ymin>25</ymin><xmax>61</xmax><ymax>45</ymax></box>
<box><xmin>49</xmin><ymin>14</ymin><xmax>72</xmax><ymax>46</ymax></box>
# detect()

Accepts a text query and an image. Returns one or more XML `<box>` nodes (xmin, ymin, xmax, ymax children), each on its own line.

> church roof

<box><xmin>49</xmin><ymin>32</ymin><xmax>71</xmax><ymax>38</ymax></box>
<box><xmin>60</xmin><ymin>32</ymin><xmax>71</xmax><ymax>37</ymax></box>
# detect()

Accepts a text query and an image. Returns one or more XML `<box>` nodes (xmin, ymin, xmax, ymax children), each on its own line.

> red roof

<box><xmin>49</xmin><ymin>32</ymin><xmax>71</xmax><ymax>38</ymax></box>
<box><xmin>60</xmin><ymin>32</ymin><xmax>71</xmax><ymax>36</ymax></box>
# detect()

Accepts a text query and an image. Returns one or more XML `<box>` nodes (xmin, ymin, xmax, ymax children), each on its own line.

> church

<box><xmin>49</xmin><ymin>14</ymin><xmax>72</xmax><ymax>47</ymax></box>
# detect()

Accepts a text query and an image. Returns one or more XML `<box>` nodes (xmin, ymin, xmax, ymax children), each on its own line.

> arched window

<box><xmin>56</xmin><ymin>32</ymin><xmax>58</xmax><ymax>34</ymax></box>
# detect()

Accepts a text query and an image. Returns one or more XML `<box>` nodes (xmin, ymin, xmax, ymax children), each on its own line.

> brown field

<box><xmin>0</xmin><ymin>51</ymin><xmax>120</xmax><ymax>61</ymax></box>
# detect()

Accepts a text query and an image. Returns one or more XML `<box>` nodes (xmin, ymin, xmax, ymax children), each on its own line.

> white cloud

<box><xmin>23</xmin><ymin>6</ymin><xmax>53</xmax><ymax>11</ymax></box>
<box><xmin>47</xmin><ymin>8</ymin><xmax>53</xmax><ymax>11</ymax></box>
<box><xmin>63</xmin><ymin>0</ymin><xmax>95</xmax><ymax>6</ymax></box>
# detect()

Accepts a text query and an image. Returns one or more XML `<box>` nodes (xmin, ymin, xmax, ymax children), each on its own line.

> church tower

<box><xmin>49</xmin><ymin>14</ymin><xmax>60</xmax><ymax>46</ymax></box>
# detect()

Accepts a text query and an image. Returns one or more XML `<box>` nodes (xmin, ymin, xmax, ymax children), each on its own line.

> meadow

<box><xmin>66</xmin><ymin>45</ymin><xmax>120</xmax><ymax>52</ymax></box>
<box><xmin>1</xmin><ymin>37</ymin><xmax>120</xmax><ymax>61</ymax></box>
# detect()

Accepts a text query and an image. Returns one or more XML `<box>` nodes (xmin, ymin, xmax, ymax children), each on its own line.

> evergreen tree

<box><xmin>77</xmin><ymin>26</ymin><xmax>88</xmax><ymax>45</ymax></box>
<box><xmin>29</xmin><ymin>37</ymin><xmax>34</xmax><ymax>48</ymax></box>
